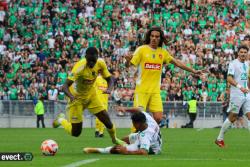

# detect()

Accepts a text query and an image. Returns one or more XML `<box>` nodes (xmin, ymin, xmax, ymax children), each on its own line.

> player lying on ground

<box><xmin>83</xmin><ymin>106</ymin><xmax>162</xmax><ymax>155</ymax></box>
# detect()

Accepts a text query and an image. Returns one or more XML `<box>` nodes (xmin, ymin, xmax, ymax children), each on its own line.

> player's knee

<box><xmin>228</xmin><ymin>113</ymin><xmax>237</xmax><ymax>122</ymax></box>
<box><xmin>71</xmin><ymin>128</ymin><xmax>82</xmax><ymax>137</ymax></box>
<box><xmin>152</xmin><ymin>113</ymin><xmax>163</xmax><ymax>124</ymax></box>
<box><xmin>71</xmin><ymin>123</ymin><xmax>82</xmax><ymax>137</ymax></box>
<box><xmin>155</xmin><ymin>117</ymin><xmax>162</xmax><ymax>124</ymax></box>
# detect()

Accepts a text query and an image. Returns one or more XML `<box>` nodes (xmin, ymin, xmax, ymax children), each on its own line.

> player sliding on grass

<box><xmin>53</xmin><ymin>47</ymin><xmax>124</xmax><ymax>145</ymax></box>
<box><xmin>83</xmin><ymin>106</ymin><xmax>162</xmax><ymax>155</ymax></box>
<box><xmin>215</xmin><ymin>45</ymin><xmax>250</xmax><ymax>148</ymax></box>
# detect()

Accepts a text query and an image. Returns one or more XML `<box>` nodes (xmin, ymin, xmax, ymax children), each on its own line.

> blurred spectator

<box><xmin>34</xmin><ymin>95</ymin><xmax>46</xmax><ymax>128</ymax></box>
<box><xmin>48</xmin><ymin>84</ymin><xmax>58</xmax><ymax>101</ymax></box>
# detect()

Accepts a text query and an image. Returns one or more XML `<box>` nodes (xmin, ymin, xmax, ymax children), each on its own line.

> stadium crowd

<box><xmin>0</xmin><ymin>0</ymin><xmax>249</xmax><ymax>103</ymax></box>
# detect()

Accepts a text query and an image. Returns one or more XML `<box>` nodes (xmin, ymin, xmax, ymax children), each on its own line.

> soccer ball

<box><xmin>41</xmin><ymin>139</ymin><xmax>58</xmax><ymax>156</ymax></box>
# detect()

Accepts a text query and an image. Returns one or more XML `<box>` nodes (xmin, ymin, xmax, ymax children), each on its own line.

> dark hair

<box><xmin>143</xmin><ymin>26</ymin><xmax>165</xmax><ymax>47</ymax></box>
<box><xmin>238</xmin><ymin>45</ymin><xmax>249</xmax><ymax>52</ymax></box>
<box><xmin>86</xmin><ymin>47</ymin><xmax>98</xmax><ymax>57</ymax></box>
<box><xmin>131</xmin><ymin>112</ymin><xmax>146</xmax><ymax>124</ymax></box>
<box><xmin>244</xmin><ymin>34</ymin><xmax>250</xmax><ymax>40</ymax></box>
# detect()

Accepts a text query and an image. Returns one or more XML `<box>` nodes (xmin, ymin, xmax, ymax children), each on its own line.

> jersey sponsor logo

<box><xmin>240</xmin><ymin>73</ymin><xmax>247</xmax><ymax>80</ymax></box>
<box><xmin>144</xmin><ymin>63</ymin><xmax>161</xmax><ymax>70</ymax></box>
<box><xmin>159</xmin><ymin>54</ymin><xmax>162</xmax><ymax>59</ymax></box>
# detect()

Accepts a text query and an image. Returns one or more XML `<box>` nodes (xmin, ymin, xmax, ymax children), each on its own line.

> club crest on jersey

<box><xmin>159</xmin><ymin>54</ymin><xmax>162</xmax><ymax>59</ymax></box>
<box><xmin>144</xmin><ymin>63</ymin><xmax>161</xmax><ymax>70</ymax></box>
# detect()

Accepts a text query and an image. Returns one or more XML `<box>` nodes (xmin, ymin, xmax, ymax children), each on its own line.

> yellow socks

<box><xmin>130</xmin><ymin>125</ymin><xmax>137</xmax><ymax>133</ymax></box>
<box><xmin>61</xmin><ymin>119</ymin><xmax>72</xmax><ymax>135</ymax></box>
<box><xmin>95</xmin><ymin>117</ymin><xmax>100</xmax><ymax>132</ymax></box>
<box><xmin>96</xmin><ymin>118</ymin><xmax>105</xmax><ymax>134</ymax></box>
<box><xmin>107</xmin><ymin>125</ymin><xmax>117</xmax><ymax>144</ymax></box>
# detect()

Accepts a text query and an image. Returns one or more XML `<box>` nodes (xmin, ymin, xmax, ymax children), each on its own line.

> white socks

<box><xmin>217</xmin><ymin>118</ymin><xmax>232</xmax><ymax>140</ymax></box>
<box><xmin>98</xmin><ymin>146</ymin><xmax>112</xmax><ymax>154</ymax></box>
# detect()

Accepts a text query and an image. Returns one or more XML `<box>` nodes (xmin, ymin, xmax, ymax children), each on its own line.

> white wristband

<box><xmin>236</xmin><ymin>84</ymin><xmax>242</xmax><ymax>89</ymax></box>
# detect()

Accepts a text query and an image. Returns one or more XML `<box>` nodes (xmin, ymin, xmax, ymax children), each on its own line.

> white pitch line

<box><xmin>62</xmin><ymin>158</ymin><xmax>99</xmax><ymax>167</ymax></box>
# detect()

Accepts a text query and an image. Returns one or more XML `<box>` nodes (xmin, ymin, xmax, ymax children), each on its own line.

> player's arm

<box><xmin>114</xmin><ymin>145</ymin><xmax>148</xmax><ymax>155</ymax></box>
<box><xmin>170</xmin><ymin>58</ymin><xmax>198</xmax><ymax>74</ymax></box>
<box><xmin>62</xmin><ymin>79</ymin><xmax>75</xmax><ymax>102</ymax></box>
<box><xmin>116</xmin><ymin>106</ymin><xmax>143</xmax><ymax>113</ymax></box>
<box><xmin>125</xmin><ymin>53</ymin><xmax>133</xmax><ymax>68</ymax></box>
<box><xmin>104</xmin><ymin>76</ymin><xmax>116</xmax><ymax>94</ymax></box>
<box><xmin>227</xmin><ymin>75</ymin><xmax>249</xmax><ymax>93</ymax></box>
<box><xmin>125</xmin><ymin>47</ymin><xmax>141</xmax><ymax>68</ymax></box>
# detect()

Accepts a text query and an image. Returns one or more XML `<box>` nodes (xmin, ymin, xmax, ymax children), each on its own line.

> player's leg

<box><xmin>95</xmin><ymin>117</ymin><xmax>105</xmax><ymax>137</ymax></box>
<box><xmin>246</xmin><ymin>112</ymin><xmax>250</xmax><ymax>130</ymax></box>
<box><xmin>95</xmin><ymin>117</ymin><xmax>100</xmax><ymax>137</ymax></box>
<box><xmin>71</xmin><ymin>123</ymin><xmax>82</xmax><ymax>137</ymax></box>
<box><xmin>241</xmin><ymin>97</ymin><xmax>250</xmax><ymax>131</ymax></box>
<box><xmin>53</xmin><ymin>100</ymin><xmax>83</xmax><ymax>137</ymax></box>
<box><xmin>98</xmin><ymin>101</ymin><xmax>108</xmax><ymax>137</ymax></box>
<box><xmin>89</xmin><ymin>94</ymin><xmax>123</xmax><ymax>144</ymax></box>
<box><xmin>98</xmin><ymin>119</ymin><xmax>105</xmax><ymax>137</ymax></box>
<box><xmin>83</xmin><ymin>146</ymin><xmax>114</xmax><ymax>154</ymax></box>
<box><xmin>132</xmin><ymin>93</ymin><xmax>149</xmax><ymax>132</ymax></box>
<box><xmin>148</xmin><ymin>93</ymin><xmax>163</xmax><ymax>124</ymax></box>
<box><xmin>95</xmin><ymin>111</ymin><xmax>124</xmax><ymax>144</ymax></box>
<box><xmin>215</xmin><ymin>100</ymin><xmax>240</xmax><ymax>147</ymax></box>
<box><xmin>236</xmin><ymin>108</ymin><xmax>244</xmax><ymax>128</ymax></box>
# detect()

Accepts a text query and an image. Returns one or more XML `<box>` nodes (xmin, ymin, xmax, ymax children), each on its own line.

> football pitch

<box><xmin>0</xmin><ymin>128</ymin><xmax>250</xmax><ymax>167</ymax></box>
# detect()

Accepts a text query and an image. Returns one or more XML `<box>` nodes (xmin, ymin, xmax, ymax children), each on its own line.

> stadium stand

<box><xmin>0</xmin><ymin>0</ymin><xmax>249</xmax><ymax>103</ymax></box>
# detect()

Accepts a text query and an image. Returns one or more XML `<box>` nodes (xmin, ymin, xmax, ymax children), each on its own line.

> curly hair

<box><xmin>143</xmin><ymin>26</ymin><xmax>165</xmax><ymax>47</ymax></box>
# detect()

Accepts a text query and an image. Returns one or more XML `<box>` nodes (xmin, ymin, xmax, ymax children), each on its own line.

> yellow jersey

<box><xmin>95</xmin><ymin>75</ymin><xmax>109</xmax><ymax>102</ymax></box>
<box><xmin>131</xmin><ymin>45</ymin><xmax>173</xmax><ymax>93</ymax></box>
<box><xmin>68</xmin><ymin>58</ymin><xmax>111</xmax><ymax>96</ymax></box>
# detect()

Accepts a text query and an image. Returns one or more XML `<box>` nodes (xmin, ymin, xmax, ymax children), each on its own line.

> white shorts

<box><xmin>228</xmin><ymin>94</ymin><xmax>250</xmax><ymax>114</ymax></box>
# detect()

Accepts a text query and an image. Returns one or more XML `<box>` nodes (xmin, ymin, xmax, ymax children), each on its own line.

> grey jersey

<box><xmin>228</xmin><ymin>59</ymin><xmax>249</xmax><ymax>97</ymax></box>
<box><xmin>138</xmin><ymin>111</ymin><xmax>162</xmax><ymax>154</ymax></box>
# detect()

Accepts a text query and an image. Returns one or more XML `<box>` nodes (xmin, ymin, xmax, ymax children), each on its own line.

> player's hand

<box><xmin>103</xmin><ymin>89</ymin><xmax>111</xmax><ymax>94</ymax></box>
<box><xmin>240</xmin><ymin>87</ymin><xmax>249</xmax><ymax>94</ymax></box>
<box><xmin>115</xmin><ymin>145</ymin><xmax>128</xmax><ymax>154</ymax></box>
<box><xmin>69</xmin><ymin>95</ymin><xmax>76</xmax><ymax>102</ymax></box>
<box><xmin>194</xmin><ymin>69</ymin><xmax>208</xmax><ymax>78</ymax></box>
<box><xmin>116</xmin><ymin>106</ymin><xmax>126</xmax><ymax>113</ymax></box>
<box><xmin>125</xmin><ymin>54</ymin><xmax>133</xmax><ymax>63</ymax></box>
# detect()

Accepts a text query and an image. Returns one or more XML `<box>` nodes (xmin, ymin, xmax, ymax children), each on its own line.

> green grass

<box><xmin>0</xmin><ymin>128</ymin><xmax>250</xmax><ymax>167</ymax></box>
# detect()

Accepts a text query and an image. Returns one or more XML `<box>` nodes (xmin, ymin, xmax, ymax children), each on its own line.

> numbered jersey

<box><xmin>227</xmin><ymin>59</ymin><xmax>249</xmax><ymax>96</ymax></box>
